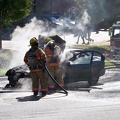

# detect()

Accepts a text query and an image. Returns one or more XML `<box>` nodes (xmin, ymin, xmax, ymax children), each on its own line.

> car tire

<box><xmin>88</xmin><ymin>76</ymin><xmax>99</xmax><ymax>86</ymax></box>
<box><xmin>5</xmin><ymin>84</ymin><xmax>11</xmax><ymax>88</ymax></box>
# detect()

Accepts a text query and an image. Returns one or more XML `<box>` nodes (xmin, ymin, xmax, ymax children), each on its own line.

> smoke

<box><xmin>75</xmin><ymin>9</ymin><xmax>91</xmax><ymax>31</ymax></box>
<box><xmin>9</xmin><ymin>17</ymin><xmax>58</xmax><ymax>67</ymax></box>
<box><xmin>81</xmin><ymin>10</ymin><xmax>91</xmax><ymax>25</ymax></box>
<box><xmin>7</xmin><ymin>0</ymin><xmax>99</xmax><ymax>70</ymax></box>
<box><xmin>19</xmin><ymin>78</ymin><xmax>32</xmax><ymax>91</ymax></box>
<box><xmin>87</xmin><ymin>0</ymin><xmax>109</xmax><ymax>24</ymax></box>
<box><xmin>8</xmin><ymin>17</ymin><xmax>76</xmax><ymax>68</ymax></box>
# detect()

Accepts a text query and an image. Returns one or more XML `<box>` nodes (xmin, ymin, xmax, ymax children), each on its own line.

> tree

<box><xmin>0</xmin><ymin>0</ymin><xmax>33</xmax><ymax>49</ymax></box>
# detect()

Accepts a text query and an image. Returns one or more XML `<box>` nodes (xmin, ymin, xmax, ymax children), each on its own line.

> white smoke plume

<box><xmin>75</xmin><ymin>9</ymin><xmax>91</xmax><ymax>31</ymax></box>
<box><xmin>9</xmin><ymin>17</ymin><xmax>57</xmax><ymax>67</ymax></box>
<box><xmin>9</xmin><ymin>16</ymin><xmax>80</xmax><ymax>68</ymax></box>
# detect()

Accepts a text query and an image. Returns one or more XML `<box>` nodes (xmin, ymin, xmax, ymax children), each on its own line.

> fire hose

<box><xmin>43</xmin><ymin>40</ymin><xmax>68</xmax><ymax>95</ymax></box>
<box><xmin>43</xmin><ymin>64</ymin><xmax>68</xmax><ymax>95</ymax></box>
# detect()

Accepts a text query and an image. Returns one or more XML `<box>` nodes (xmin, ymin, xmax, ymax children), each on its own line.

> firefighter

<box><xmin>24</xmin><ymin>37</ymin><xmax>48</xmax><ymax>97</ymax></box>
<box><xmin>44</xmin><ymin>37</ymin><xmax>64</xmax><ymax>93</ymax></box>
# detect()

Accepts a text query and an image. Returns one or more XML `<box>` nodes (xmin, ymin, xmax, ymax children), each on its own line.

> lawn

<box><xmin>72</xmin><ymin>44</ymin><xmax>110</xmax><ymax>54</ymax></box>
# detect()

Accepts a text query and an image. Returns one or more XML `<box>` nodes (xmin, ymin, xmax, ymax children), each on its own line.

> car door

<box><xmin>64</xmin><ymin>51</ymin><xmax>92</xmax><ymax>84</ymax></box>
<box><xmin>91</xmin><ymin>51</ymin><xmax>105</xmax><ymax>77</ymax></box>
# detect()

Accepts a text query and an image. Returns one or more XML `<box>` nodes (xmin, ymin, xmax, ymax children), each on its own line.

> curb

<box><xmin>105</xmin><ymin>66</ymin><xmax>120</xmax><ymax>69</ymax></box>
<box><xmin>0</xmin><ymin>76</ymin><xmax>7</xmax><ymax>80</ymax></box>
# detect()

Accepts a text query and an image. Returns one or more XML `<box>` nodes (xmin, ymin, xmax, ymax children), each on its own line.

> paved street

<box><xmin>0</xmin><ymin>68</ymin><xmax>120</xmax><ymax>120</ymax></box>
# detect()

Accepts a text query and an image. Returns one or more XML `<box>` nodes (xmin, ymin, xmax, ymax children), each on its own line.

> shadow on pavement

<box><xmin>16</xmin><ymin>95</ymin><xmax>41</xmax><ymax>102</ymax></box>
<box><xmin>65</xmin><ymin>81</ymin><xmax>103</xmax><ymax>93</ymax></box>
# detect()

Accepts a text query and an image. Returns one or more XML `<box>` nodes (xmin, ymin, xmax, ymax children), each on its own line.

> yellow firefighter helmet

<box><xmin>29</xmin><ymin>37</ymin><xmax>38</xmax><ymax>46</ymax></box>
<box><xmin>44</xmin><ymin>37</ymin><xmax>52</xmax><ymax>44</ymax></box>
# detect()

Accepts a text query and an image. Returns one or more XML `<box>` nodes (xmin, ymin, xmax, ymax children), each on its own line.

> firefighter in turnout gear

<box><xmin>24</xmin><ymin>37</ymin><xmax>48</xmax><ymax>97</ymax></box>
<box><xmin>44</xmin><ymin>38</ymin><xmax>64</xmax><ymax>93</ymax></box>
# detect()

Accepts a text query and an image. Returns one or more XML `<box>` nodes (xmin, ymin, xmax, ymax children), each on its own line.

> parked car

<box><xmin>5</xmin><ymin>49</ymin><xmax>105</xmax><ymax>88</ymax></box>
<box><xmin>38</xmin><ymin>15</ymin><xmax>62</xmax><ymax>28</ymax></box>
<box><xmin>57</xmin><ymin>16</ymin><xmax>75</xmax><ymax>27</ymax></box>
<box><xmin>37</xmin><ymin>14</ymin><xmax>75</xmax><ymax>32</ymax></box>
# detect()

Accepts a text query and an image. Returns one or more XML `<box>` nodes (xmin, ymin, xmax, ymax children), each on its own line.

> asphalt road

<box><xmin>0</xmin><ymin>68</ymin><xmax>120</xmax><ymax>120</ymax></box>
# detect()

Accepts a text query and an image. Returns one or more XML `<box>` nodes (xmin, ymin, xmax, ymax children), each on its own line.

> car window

<box><xmin>69</xmin><ymin>52</ymin><xmax>92</xmax><ymax>64</ymax></box>
<box><xmin>113</xmin><ymin>29</ymin><xmax>120</xmax><ymax>37</ymax></box>
<box><xmin>92</xmin><ymin>52</ymin><xmax>102</xmax><ymax>61</ymax></box>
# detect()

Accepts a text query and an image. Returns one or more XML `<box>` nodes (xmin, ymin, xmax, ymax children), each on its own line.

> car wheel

<box><xmin>5</xmin><ymin>84</ymin><xmax>11</xmax><ymax>88</ymax></box>
<box><xmin>88</xmin><ymin>76</ymin><xmax>99</xmax><ymax>86</ymax></box>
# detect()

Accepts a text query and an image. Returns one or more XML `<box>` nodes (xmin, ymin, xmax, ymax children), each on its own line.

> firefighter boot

<box><xmin>33</xmin><ymin>91</ymin><xmax>38</xmax><ymax>96</ymax></box>
<box><xmin>41</xmin><ymin>91</ymin><xmax>47</xmax><ymax>97</ymax></box>
<box><xmin>48</xmin><ymin>88</ymin><xmax>56</xmax><ymax>94</ymax></box>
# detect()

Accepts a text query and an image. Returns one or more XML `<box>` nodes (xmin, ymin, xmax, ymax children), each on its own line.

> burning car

<box><xmin>5</xmin><ymin>48</ymin><xmax>105</xmax><ymax>88</ymax></box>
<box><xmin>62</xmin><ymin>49</ymin><xmax>105</xmax><ymax>86</ymax></box>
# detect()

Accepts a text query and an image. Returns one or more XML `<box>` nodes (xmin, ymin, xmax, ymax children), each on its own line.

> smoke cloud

<box><xmin>9</xmin><ymin>17</ymin><xmax>54</xmax><ymax>67</ymax></box>
<box><xmin>9</xmin><ymin>17</ymin><xmax>75</xmax><ymax>67</ymax></box>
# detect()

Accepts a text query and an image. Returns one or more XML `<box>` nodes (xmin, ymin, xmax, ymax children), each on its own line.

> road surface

<box><xmin>0</xmin><ymin>68</ymin><xmax>120</xmax><ymax>120</ymax></box>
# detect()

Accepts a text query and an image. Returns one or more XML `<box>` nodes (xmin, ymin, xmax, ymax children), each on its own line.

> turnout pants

<box><xmin>47</xmin><ymin>65</ymin><xmax>64</xmax><ymax>89</ymax></box>
<box><xmin>29</xmin><ymin>69</ymin><xmax>48</xmax><ymax>93</ymax></box>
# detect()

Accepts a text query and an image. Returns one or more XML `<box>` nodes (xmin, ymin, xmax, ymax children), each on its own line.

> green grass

<box><xmin>72</xmin><ymin>45</ymin><xmax>110</xmax><ymax>54</ymax></box>
<box><xmin>0</xmin><ymin>68</ymin><xmax>8</xmax><ymax>76</ymax></box>
<box><xmin>105</xmin><ymin>61</ymin><xmax>114</xmax><ymax>67</ymax></box>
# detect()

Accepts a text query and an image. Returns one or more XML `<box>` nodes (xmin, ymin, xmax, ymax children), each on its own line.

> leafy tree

<box><xmin>0</xmin><ymin>0</ymin><xmax>33</xmax><ymax>49</ymax></box>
